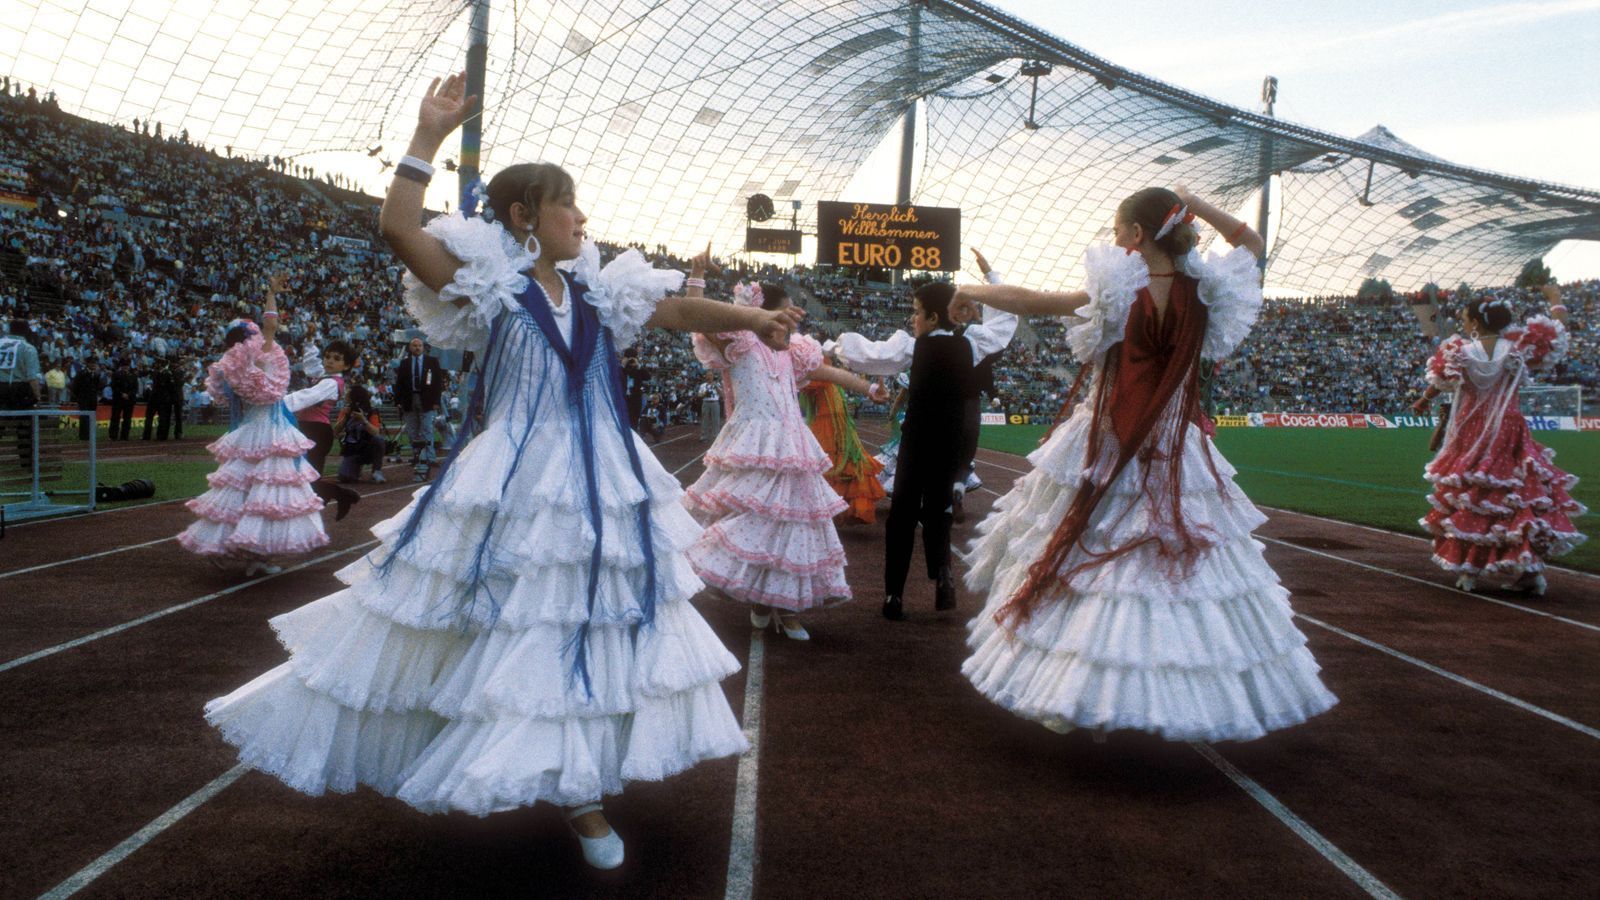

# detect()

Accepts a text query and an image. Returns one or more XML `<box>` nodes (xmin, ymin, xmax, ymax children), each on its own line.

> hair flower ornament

<box><xmin>732</xmin><ymin>282</ymin><xmax>764</xmax><ymax>308</ymax></box>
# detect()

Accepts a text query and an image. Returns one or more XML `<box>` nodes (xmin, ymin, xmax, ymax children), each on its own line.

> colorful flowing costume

<box><xmin>205</xmin><ymin>219</ymin><xmax>746</xmax><ymax>813</ymax></box>
<box><xmin>962</xmin><ymin>245</ymin><xmax>1336</xmax><ymax>741</ymax></box>
<box><xmin>178</xmin><ymin>332</ymin><xmax>329</xmax><ymax>560</ymax></box>
<box><xmin>1421</xmin><ymin>318</ymin><xmax>1585</xmax><ymax>578</ymax></box>
<box><xmin>799</xmin><ymin>380</ymin><xmax>885</xmax><ymax>523</ymax></box>
<box><xmin>685</xmin><ymin>329</ymin><xmax>851</xmax><ymax>611</ymax></box>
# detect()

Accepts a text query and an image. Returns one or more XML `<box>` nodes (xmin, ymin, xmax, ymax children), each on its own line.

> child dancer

<box><xmin>799</xmin><ymin>370</ymin><xmax>885</xmax><ymax>524</ymax></box>
<box><xmin>204</xmin><ymin>72</ymin><xmax>802</xmax><ymax>871</ymax></box>
<box><xmin>685</xmin><ymin>279</ymin><xmax>887</xmax><ymax>640</ymax></box>
<box><xmin>1412</xmin><ymin>284</ymin><xmax>1584</xmax><ymax>594</ymax></box>
<box><xmin>952</xmin><ymin>187</ymin><xmax>1335</xmax><ymax>741</ymax></box>
<box><xmin>293</xmin><ymin>335</ymin><xmax>362</xmax><ymax>520</ymax></box>
<box><xmin>830</xmin><ymin>251</ymin><xmax>1016</xmax><ymax>620</ymax></box>
<box><xmin>177</xmin><ymin>279</ymin><xmax>329</xmax><ymax>576</ymax></box>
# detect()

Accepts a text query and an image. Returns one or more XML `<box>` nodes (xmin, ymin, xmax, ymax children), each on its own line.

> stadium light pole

<box><xmin>460</xmin><ymin>0</ymin><xmax>490</xmax><ymax>213</ymax></box>
<box><xmin>1256</xmin><ymin>75</ymin><xmax>1277</xmax><ymax>275</ymax></box>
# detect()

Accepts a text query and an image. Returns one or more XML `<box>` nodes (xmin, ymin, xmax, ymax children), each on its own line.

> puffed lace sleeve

<box><xmin>1068</xmin><ymin>244</ymin><xmax>1149</xmax><ymax>364</ymax></box>
<box><xmin>692</xmin><ymin>330</ymin><xmax>759</xmax><ymax>371</ymax></box>
<box><xmin>788</xmin><ymin>334</ymin><xmax>824</xmax><ymax>381</ymax></box>
<box><xmin>402</xmin><ymin>215</ymin><xmax>532</xmax><ymax>353</ymax></box>
<box><xmin>1181</xmin><ymin>244</ymin><xmax>1264</xmax><ymax>360</ymax></box>
<box><xmin>207</xmin><ymin>334</ymin><xmax>289</xmax><ymax>406</ymax></box>
<box><xmin>833</xmin><ymin>329</ymin><xmax>916</xmax><ymax>376</ymax></box>
<box><xmin>1426</xmin><ymin>335</ymin><xmax>1469</xmax><ymax>391</ymax></box>
<box><xmin>1506</xmin><ymin>315</ymin><xmax>1569</xmax><ymax>371</ymax></box>
<box><xmin>569</xmin><ymin>240</ymin><xmax>685</xmax><ymax>349</ymax></box>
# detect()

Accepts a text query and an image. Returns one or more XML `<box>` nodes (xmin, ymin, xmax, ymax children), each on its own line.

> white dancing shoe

<box><xmin>244</xmin><ymin>561</ymin><xmax>283</xmax><ymax>578</ymax></box>
<box><xmin>1514</xmin><ymin>572</ymin><xmax>1548</xmax><ymax>597</ymax></box>
<box><xmin>1454</xmin><ymin>574</ymin><xmax>1476</xmax><ymax>592</ymax></box>
<box><xmin>777</xmin><ymin>615</ymin><xmax>810</xmax><ymax>641</ymax></box>
<box><xmin>566</xmin><ymin>804</ymin><xmax>625</xmax><ymax>871</ymax></box>
<box><xmin>750</xmin><ymin>609</ymin><xmax>772</xmax><ymax>630</ymax></box>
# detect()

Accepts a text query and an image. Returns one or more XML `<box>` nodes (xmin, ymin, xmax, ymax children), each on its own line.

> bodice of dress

<box><xmin>728</xmin><ymin>340</ymin><xmax>801</xmax><ymax>424</ymax></box>
<box><xmin>1103</xmin><ymin>278</ymin><xmax>1203</xmax><ymax>446</ymax></box>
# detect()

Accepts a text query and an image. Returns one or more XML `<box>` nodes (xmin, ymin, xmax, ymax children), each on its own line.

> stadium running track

<box><xmin>1</xmin><ymin>424</ymin><xmax>1595</xmax><ymax>899</ymax></box>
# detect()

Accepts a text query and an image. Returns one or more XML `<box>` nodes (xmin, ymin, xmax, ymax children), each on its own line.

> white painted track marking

<box><xmin>37</xmin><ymin>764</ymin><xmax>250</xmax><ymax>900</ymax></box>
<box><xmin>1297</xmin><ymin>613</ymin><xmax>1600</xmax><ymax>740</ymax></box>
<box><xmin>723</xmin><ymin>630</ymin><xmax>766</xmax><ymax>900</ymax></box>
<box><xmin>0</xmin><ymin>541</ymin><xmax>378</xmax><ymax>675</ymax></box>
<box><xmin>1191</xmin><ymin>743</ymin><xmax>1403</xmax><ymax>900</ymax></box>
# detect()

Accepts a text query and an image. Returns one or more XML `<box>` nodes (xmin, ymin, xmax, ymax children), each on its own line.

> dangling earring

<box><xmin>525</xmin><ymin>234</ymin><xmax>542</xmax><ymax>261</ymax></box>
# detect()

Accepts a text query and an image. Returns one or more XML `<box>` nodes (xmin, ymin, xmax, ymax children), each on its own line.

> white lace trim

<box><xmin>402</xmin><ymin>216</ymin><xmax>535</xmax><ymax>353</ymax></box>
<box><xmin>1067</xmin><ymin>245</ymin><xmax>1149</xmax><ymax>364</ymax></box>
<box><xmin>564</xmin><ymin>239</ymin><xmax>684</xmax><ymax>349</ymax></box>
<box><xmin>1180</xmin><ymin>245</ymin><xmax>1264</xmax><ymax>360</ymax></box>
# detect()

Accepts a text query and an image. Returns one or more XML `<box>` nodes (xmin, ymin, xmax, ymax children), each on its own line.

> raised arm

<box><xmin>378</xmin><ymin>72</ymin><xmax>479</xmax><ymax>296</ymax></box>
<box><xmin>953</xmin><ymin>247</ymin><xmax>1088</xmax><ymax>319</ymax></box>
<box><xmin>1174</xmin><ymin>185</ymin><xmax>1264</xmax><ymax>259</ymax></box>
<box><xmin>650</xmin><ymin>298</ymin><xmax>803</xmax><ymax>350</ymax></box>
<box><xmin>261</xmin><ymin>274</ymin><xmax>283</xmax><ymax>349</ymax></box>
<box><xmin>809</xmin><ymin>363</ymin><xmax>889</xmax><ymax>401</ymax></box>
<box><xmin>1540</xmin><ymin>284</ymin><xmax>1569</xmax><ymax>323</ymax></box>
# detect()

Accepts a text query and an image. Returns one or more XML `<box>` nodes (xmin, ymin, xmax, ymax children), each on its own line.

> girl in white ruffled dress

<box><xmin>953</xmin><ymin>187</ymin><xmax>1336</xmax><ymax>742</ymax></box>
<box><xmin>204</xmin><ymin>73</ymin><xmax>802</xmax><ymax>871</ymax></box>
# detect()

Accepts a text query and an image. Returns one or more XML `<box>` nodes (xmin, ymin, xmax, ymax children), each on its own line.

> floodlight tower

<box><xmin>460</xmin><ymin>0</ymin><xmax>490</xmax><ymax>211</ymax></box>
<box><xmin>1256</xmin><ymin>75</ymin><xmax>1277</xmax><ymax>274</ymax></box>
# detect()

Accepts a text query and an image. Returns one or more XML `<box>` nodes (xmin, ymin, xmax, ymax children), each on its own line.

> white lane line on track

<box><xmin>0</xmin><ymin>541</ymin><xmax>378</xmax><ymax>675</ymax></box>
<box><xmin>723</xmin><ymin>630</ymin><xmax>766</xmax><ymax>900</ymax></box>
<box><xmin>0</xmin><ymin>483</ymin><xmax>417</xmax><ymax>580</ymax></box>
<box><xmin>1296</xmin><ymin>613</ymin><xmax>1600</xmax><ymax>741</ymax></box>
<box><xmin>1190</xmin><ymin>743</ymin><xmax>1402</xmax><ymax>900</ymax></box>
<box><xmin>37</xmin><ymin>764</ymin><xmax>250</xmax><ymax>900</ymax></box>
<box><xmin>671</xmin><ymin>449</ymin><xmax>710</xmax><ymax>478</ymax></box>
<box><xmin>1257</xmin><ymin>537</ymin><xmax>1600</xmax><ymax>635</ymax></box>
<box><xmin>1259</xmin><ymin>505</ymin><xmax>1600</xmax><ymax>585</ymax></box>
<box><xmin>3</xmin><ymin>496</ymin><xmax>189</xmax><ymax>529</ymax></box>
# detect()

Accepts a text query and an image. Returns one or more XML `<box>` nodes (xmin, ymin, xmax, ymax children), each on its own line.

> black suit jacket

<box><xmin>898</xmin><ymin>333</ymin><xmax>973</xmax><ymax>475</ymax></box>
<box><xmin>395</xmin><ymin>354</ymin><xmax>446</xmax><ymax>412</ymax></box>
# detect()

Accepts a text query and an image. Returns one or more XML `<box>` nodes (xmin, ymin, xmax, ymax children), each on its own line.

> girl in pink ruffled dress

<box><xmin>178</xmin><ymin>278</ymin><xmax>329</xmax><ymax>576</ymax></box>
<box><xmin>686</xmin><ymin>281</ymin><xmax>886</xmax><ymax>640</ymax></box>
<box><xmin>1413</xmin><ymin>285</ymin><xmax>1585</xmax><ymax>594</ymax></box>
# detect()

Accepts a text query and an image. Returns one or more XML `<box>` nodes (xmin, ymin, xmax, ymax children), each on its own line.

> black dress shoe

<box><xmin>882</xmin><ymin>594</ymin><xmax>905</xmax><ymax>621</ymax></box>
<box><xmin>935</xmin><ymin>570</ymin><xmax>957</xmax><ymax>611</ymax></box>
<box><xmin>335</xmin><ymin>488</ymin><xmax>360</xmax><ymax>522</ymax></box>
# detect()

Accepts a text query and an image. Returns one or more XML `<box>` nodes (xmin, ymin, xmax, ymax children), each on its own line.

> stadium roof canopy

<box><xmin>7</xmin><ymin>0</ymin><xmax>1599</xmax><ymax>292</ymax></box>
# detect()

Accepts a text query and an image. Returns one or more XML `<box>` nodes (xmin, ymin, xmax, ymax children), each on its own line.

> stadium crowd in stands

<box><xmin>1</xmin><ymin>78</ymin><xmax>1594</xmax><ymax>438</ymax></box>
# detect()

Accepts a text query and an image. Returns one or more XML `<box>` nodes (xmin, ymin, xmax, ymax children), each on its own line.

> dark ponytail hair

<box><xmin>222</xmin><ymin>324</ymin><xmax>255</xmax><ymax>350</ymax></box>
<box><xmin>1466</xmin><ymin>296</ymin><xmax>1514</xmax><ymax>334</ymax></box>
<box><xmin>485</xmin><ymin>163</ymin><xmax>576</xmax><ymax>231</ymax></box>
<box><xmin>1116</xmin><ymin>187</ymin><xmax>1198</xmax><ymax>258</ymax></box>
<box><xmin>758</xmin><ymin>282</ymin><xmax>789</xmax><ymax>310</ymax></box>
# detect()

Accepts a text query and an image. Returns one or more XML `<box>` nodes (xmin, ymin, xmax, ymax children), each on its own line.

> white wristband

<box><xmin>399</xmin><ymin>155</ymin><xmax>436</xmax><ymax>176</ymax></box>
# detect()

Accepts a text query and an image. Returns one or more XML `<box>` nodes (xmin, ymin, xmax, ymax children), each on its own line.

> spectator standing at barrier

<box><xmin>44</xmin><ymin>360</ymin><xmax>67</xmax><ymax>407</ymax></box>
<box><xmin>620</xmin><ymin>344</ymin><xmax>649</xmax><ymax>427</ymax></box>
<box><xmin>1412</xmin><ymin>285</ymin><xmax>1585</xmax><ymax>595</ymax></box>
<box><xmin>394</xmin><ymin>336</ymin><xmax>444</xmax><ymax>476</ymax></box>
<box><xmin>952</xmin><ymin>186</ymin><xmax>1335</xmax><ymax>742</ymax></box>
<box><xmin>831</xmin><ymin>252</ymin><xmax>1017</xmax><ymax>621</ymax></box>
<box><xmin>109</xmin><ymin>358</ymin><xmax>138</xmax><ymax>440</ymax></box>
<box><xmin>1</xmin><ymin>318</ymin><xmax>42</xmax><ymax>463</ymax></box>
<box><xmin>696</xmin><ymin>369</ymin><xmax>723</xmax><ymax>441</ymax></box>
<box><xmin>68</xmin><ymin>358</ymin><xmax>103</xmax><ymax>441</ymax></box>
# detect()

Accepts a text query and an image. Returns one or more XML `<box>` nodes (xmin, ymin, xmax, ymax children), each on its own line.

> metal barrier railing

<box><xmin>0</xmin><ymin>408</ymin><xmax>97</xmax><ymax>529</ymax></box>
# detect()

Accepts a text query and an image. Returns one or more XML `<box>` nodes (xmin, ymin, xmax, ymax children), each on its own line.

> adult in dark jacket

<box><xmin>394</xmin><ymin>337</ymin><xmax>446</xmax><ymax>468</ymax></box>
<box><xmin>69</xmin><ymin>360</ymin><xmax>104</xmax><ymax>441</ymax></box>
<box><xmin>109</xmin><ymin>359</ymin><xmax>139</xmax><ymax>440</ymax></box>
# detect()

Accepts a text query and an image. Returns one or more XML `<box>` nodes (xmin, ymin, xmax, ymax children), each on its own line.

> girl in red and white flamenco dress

<box><xmin>1414</xmin><ymin>286</ymin><xmax>1584</xmax><ymax>595</ymax></box>
<box><xmin>953</xmin><ymin>187</ymin><xmax>1336</xmax><ymax>742</ymax></box>
<box><xmin>178</xmin><ymin>279</ymin><xmax>329</xmax><ymax>575</ymax></box>
<box><xmin>685</xmin><ymin>280</ymin><xmax>887</xmax><ymax>641</ymax></box>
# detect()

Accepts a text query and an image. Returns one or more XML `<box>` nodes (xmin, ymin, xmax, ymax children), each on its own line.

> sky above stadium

<box><xmin>7</xmin><ymin>0</ymin><xmax>1598</xmax><ymax>280</ymax></box>
<box><xmin>953</xmin><ymin>0</ymin><xmax>1600</xmax><ymax>279</ymax></box>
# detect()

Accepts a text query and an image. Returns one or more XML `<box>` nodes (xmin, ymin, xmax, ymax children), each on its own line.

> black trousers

<box><xmin>2</xmin><ymin>382</ymin><xmax>36</xmax><ymax>465</ymax></box>
<box><xmin>958</xmin><ymin>395</ymin><xmax>982</xmax><ymax>481</ymax></box>
<box><xmin>883</xmin><ymin>441</ymin><xmax>958</xmax><ymax>597</ymax></box>
<box><xmin>299</xmin><ymin>421</ymin><xmax>340</xmax><ymax>503</ymax></box>
<box><xmin>109</xmin><ymin>398</ymin><xmax>135</xmax><ymax>440</ymax></box>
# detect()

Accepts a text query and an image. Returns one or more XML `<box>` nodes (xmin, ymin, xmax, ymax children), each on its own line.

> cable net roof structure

<box><xmin>7</xmin><ymin>0</ymin><xmax>1598</xmax><ymax>292</ymax></box>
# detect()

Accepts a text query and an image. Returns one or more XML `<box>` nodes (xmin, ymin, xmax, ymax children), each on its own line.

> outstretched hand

<box><xmin>867</xmin><ymin>382</ymin><xmax>890</xmax><ymax>403</ymax></box>
<box><xmin>691</xmin><ymin>243</ymin><xmax>715</xmax><ymax>278</ymax></box>
<box><xmin>972</xmin><ymin>247</ymin><xmax>992</xmax><ymax>276</ymax></box>
<box><xmin>265</xmin><ymin>273</ymin><xmax>286</xmax><ymax>311</ymax></box>
<box><xmin>417</xmin><ymin>71</ymin><xmax>478</xmax><ymax>142</ymax></box>
<box><xmin>756</xmin><ymin>306</ymin><xmax>804</xmax><ymax>350</ymax></box>
<box><xmin>950</xmin><ymin>288</ymin><xmax>980</xmax><ymax>325</ymax></box>
<box><xmin>1410</xmin><ymin>396</ymin><xmax>1431</xmax><ymax>414</ymax></box>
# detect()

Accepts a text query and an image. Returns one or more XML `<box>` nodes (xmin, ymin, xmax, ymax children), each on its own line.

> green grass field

<box><xmin>979</xmin><ymin>424</ymin><xmax>1599</xmax><ymax>572</ymax></box>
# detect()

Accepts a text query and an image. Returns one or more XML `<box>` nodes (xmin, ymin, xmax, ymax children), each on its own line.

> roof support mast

<box><xmin>460</xmin><ymin>0</ymin><xmax>490</xmax><ymax>212</ymax></box>
<box><xmin>1256</xmin><ymin>75</ymin><xmax>1277</xmax><ymax>274</ymax></box>
<box><xmin>894</xmin><ymin>1</ymin><xmax>923</xmax><ymax>286</ymax></box>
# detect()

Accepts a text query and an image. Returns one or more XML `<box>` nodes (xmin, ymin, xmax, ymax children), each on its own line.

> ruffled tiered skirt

<box><xmin>962</xmin><ymin>413</ymin><xmax>1336</xmax><ymax>742</ymax></box>
<box><xmin>205</xmin><ymin>421</ymin><xmax>748</xmax><ymax>813</ymax></box>
<box><xmin>684</xmin><ymin>416</ymin><xmax>851</xmax><ymax>611</ymax></box>
<box><xmin>801</xmin><ymin>383</ymin><xmax>886</xmax><ymax>524</ymax></box>
<box><xmin>178</xmin><ymin>408</ymin><xmax>329</xmax><ymax>559</ymax></box>
<box><xmin>1422</xmin><ymin>426</ymin><xmax>1586</xmax><ymax>578</ymax></box>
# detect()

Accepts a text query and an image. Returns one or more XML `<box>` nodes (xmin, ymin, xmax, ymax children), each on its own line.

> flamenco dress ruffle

<box><xmin>962</xmin><ymin>407</ymin><xmax>1338</xmax><ymax>741</ymax></box>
